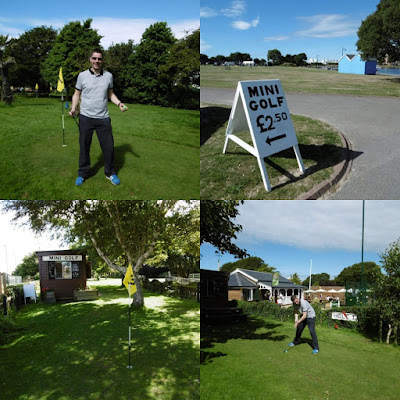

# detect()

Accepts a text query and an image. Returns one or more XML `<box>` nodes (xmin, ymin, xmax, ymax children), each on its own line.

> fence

<box><xmin>0</xmin><ymin>273</ymin><xmax>23</xmax><ymax>295</ymax></box>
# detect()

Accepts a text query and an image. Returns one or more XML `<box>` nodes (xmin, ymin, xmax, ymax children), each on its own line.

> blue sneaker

<box><xmin>312</xmin><ymin>349</ymin><xmax>319</xmax><ymax>354</ymax></box>
<box><xmin>106</xmin><ymin>174</ymin><xmax>120</xmax><ymax>185</ymax></box>
<box><xmin>75</xmin><ymin>176</ymin><xmax>84</xmax><ymax>186</ymax></box>
<box><xmin>288</xmin><ymin>343</ymin><xmax>295</xmax><ymax>347</ymax></box>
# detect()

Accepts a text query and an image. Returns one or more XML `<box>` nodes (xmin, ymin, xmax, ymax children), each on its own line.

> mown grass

<box><xmin>201</xmin><ymin>316</ymin><xmax>400</xmax><ymax>400</ymax></box>
<box><xmin>201</xmin><ymin>110</ymin><xmax>344</xmax><ymax>199</ymax></box>
<box><xmin>0</xmin><ymin>285</ymin><xmax>199</xmax><ymax>400</ymax></box>
<box><xmin>0</xmin><ymin>95</ymin><xmax>199</xmax><ymax>199</ymax></box>
<box><xmin>201</xmin><ymin>65</ymin><xmax>400</xmax><ymax>97</ymax></box>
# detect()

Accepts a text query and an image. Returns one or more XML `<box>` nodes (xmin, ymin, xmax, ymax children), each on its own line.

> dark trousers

<box><xmin>293</xmin><ymin>318</ymin><xmax>319</xmax><ymax>350</ymax></box>
<box><xmin>78</xmin><ymin>115</ymin><xmax>115</xmax><ymax>178</ymax></box>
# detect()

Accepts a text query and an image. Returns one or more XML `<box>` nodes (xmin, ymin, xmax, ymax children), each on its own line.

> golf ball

<box><xmin>284</xmin><ymin>350</ymin><xmax>288</xmax><ymax>353</ymax></box>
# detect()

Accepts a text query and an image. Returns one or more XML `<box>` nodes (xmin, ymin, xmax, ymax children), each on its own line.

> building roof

<box><xmin>229</xmin><ymin>268</ymin><xmax>306</xmax><ymax>289</ymax></box>
<box><xmin>228</xmin><ymin>272</ymin><xmax>257</xmax><ymax>288</ymax></box>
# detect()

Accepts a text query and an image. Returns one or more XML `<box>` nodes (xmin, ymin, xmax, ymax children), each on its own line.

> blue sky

<box><xmin>201</xmin><ymin>201</ymin><xmax>400</xmax><ymax>280</ymax></box>
<box><xmin>201</xmin><ymin>0</ymin><xmax>379</xmax><ymax>61</ymax></box>
<box><xmin>0</xmin><ymin>0</ymin><xmax>199</xmax><ymax>48</ymax></box>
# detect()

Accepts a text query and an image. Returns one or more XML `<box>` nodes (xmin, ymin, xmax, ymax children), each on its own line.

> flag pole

<box><xmin>62</xmin><ymin>88</ymin><xmax>66</xmax><ymax>147</ymax></box>
<box><xmin>127</xmin><ymin>282</ymin><xmax>133</xmax><ymax>369</ymax></box>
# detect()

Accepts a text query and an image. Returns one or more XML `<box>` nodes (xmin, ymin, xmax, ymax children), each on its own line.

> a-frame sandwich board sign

<box><xmin>223</xmin><ymin>79</ymin><xmax>305</xmax><ymax>192</ymax></box>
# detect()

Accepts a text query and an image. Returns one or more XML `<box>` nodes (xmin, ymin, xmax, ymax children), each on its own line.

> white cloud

<box><xmin>264</xmin><ymin>35</ymin><xmax>290</xmax><ymax>41</ymax></box>
<box><xmin>0</xmin><ymin>16</ymin><xmax>199</xmax><ymax>48</ymax></box>
<box><xmin>232</xmin><ymin>17</ymin><xmax>259</xmax><ymax>30</ymax></box>
<box><xmin>200</xmin><ymin>39</ymin><xmax>212</xmax><ymax>52</ymax></box>
<box><xmin>235</xmin><ymin>201</ymin><xmax>400</xmax><ymax>254</ymax></box>
<box><xmin>201</xmin><ymin>7</ymin><xmax>218</xmax><ymax>18</ymax></box>
<box><xmin>221</xmin><ymin>0</ymin><xmax>246</xmax><ymax>18</ymax></box>
<box><xmin>296</xmin><ymin>14</ymin><xmax>357</xmax><ymax>38</ymax></box>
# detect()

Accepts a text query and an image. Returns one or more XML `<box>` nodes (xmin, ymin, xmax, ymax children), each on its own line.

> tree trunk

<box><xmin>386</xmin><ymin>323</ymin><xmax>392</xmax><ymax>344</ymax></box>
<box><xmin>379</xmin><ymin>318</ymin><xmax>383</xmax><ymax>343</ymax></box>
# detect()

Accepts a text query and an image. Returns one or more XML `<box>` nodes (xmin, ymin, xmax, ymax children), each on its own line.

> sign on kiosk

<box><xmin>223</xmin><ymin>79</ymin><xmax>305</xmax><ymax>192</ymax></box>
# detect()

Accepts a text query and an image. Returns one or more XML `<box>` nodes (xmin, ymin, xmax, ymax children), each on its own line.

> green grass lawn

<box><xmin>201</xmin><ymin>316</ymin><xmax>400</xmax><ymax>400</ymax></box>
<box><xmin>0</xmin><ymin>95</ymin><xmax>199</xmax><ymax>199</ymax></box>
<box><xmin>201</xmin><ymin>65</ymin><xmax>400</xmax><ymax>97</ymax></box>
<box><xmin>201</xmin><ymin>112</ymin><xmax>345</xmax><ymax>199</ymax></box>
<box><xmin>0</xmin><ymin>285</ymin><xmax>199</xmax><ymax>400</ymax></box>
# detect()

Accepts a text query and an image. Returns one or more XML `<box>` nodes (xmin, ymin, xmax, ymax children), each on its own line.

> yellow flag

<box><xmin>123</xmin><ymin>264</ymin><xmax>137</xmax><ymax>296</ymax></box>
<box><xmin>57</xmin><ymin>68</ymin><xmax>64</xmax><ymax>92</ymax></box>
<box><xmin>35</xmin><ymin>83</ymin><xmax>39</xmax><ymax>90</ymax></box>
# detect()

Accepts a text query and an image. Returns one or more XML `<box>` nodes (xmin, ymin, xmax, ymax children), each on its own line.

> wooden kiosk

<box><xmin>36</xmin><ymin>250</ymin><xmax>91</xmax><ymax>300</ymax></box>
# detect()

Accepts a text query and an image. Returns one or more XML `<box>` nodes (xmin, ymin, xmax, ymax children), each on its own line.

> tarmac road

<box><xmin>201</xmin><ymin>87</ymin><xmax>400</xmax><ymax>199</ymax></box>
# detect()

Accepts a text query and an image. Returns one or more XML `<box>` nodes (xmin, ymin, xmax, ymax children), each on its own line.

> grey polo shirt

<box><xmin>299</xmin><ymin>299</ymin><xmax>316</xmax><ymax>319</ymax></box>
<box><xmin>76</xmin><ymin>69</ymin><xmax>113</xmax><ymax>119</ymax></box>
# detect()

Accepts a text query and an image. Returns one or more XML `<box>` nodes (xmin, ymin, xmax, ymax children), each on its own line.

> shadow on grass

<box><xmin>201</xmin><ymin>317</ymin><xmax>287</xmax><ymax>365</ymax></box>
<box><xmin>89</xmin><ymin>143</ymin><xmax>139</xmax><ymax>177</ymax></box>
<box><xmin>201</xmin><ymin>106</ymin><xmax>231</xmax><ymax>146</ymax></box>
<box><xmin>1</xmin><ymin>293</ymin><xmax>199</xmax><ymax>400</ymax></box>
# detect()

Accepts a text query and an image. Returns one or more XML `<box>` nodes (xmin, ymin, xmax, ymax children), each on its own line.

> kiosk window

<box><xmin>54</xmin><ymin>262</ymin><xmax>73</xmax><ymax>279</ymax></box>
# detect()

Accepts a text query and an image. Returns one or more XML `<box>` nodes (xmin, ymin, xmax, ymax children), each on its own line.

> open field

<box><xmin>0</xmin><ymin>95</ymin><xmax>199</xmax><ymax>199</ymax></box>
<box><xmin>0</xmin><ymin>285</ymin><xmax>200</xmax><ymax>400</ymax></box>
<box><xmin>201</xmin><ymin>316</ymin><xmax>400</xmax><ymax>400</ymax></box>
<box><xmin>201</xmin><ymin>111</ymin><xmax>346</xmax><ymax>199</ymax></box>
<box><xmin>201</xmin><ymin>65</ymin><xmax>400</xmax><ymax>97</ymax></box>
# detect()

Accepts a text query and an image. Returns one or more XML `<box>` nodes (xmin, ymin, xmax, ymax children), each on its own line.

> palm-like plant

<box><xmin>0</xmin><ymin>35</ymin><xmax>16</xmax><ymax>102</ymax></box>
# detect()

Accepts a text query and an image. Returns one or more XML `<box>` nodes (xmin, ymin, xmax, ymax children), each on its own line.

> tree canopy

<box><xmin>373</xmin><ymin>238</ymin><xmax>400</xmax><ymax>343</ymax></box>
<box><xmin>335</xmin><ymin>261</ymin><xmax>382</xmax><ymax>286</ymax></box>
<box><xmin>41</xmin><ymin>19</ymin><xmax>102</xmax><ymax>98</ymax></box>
<box><xmin>4</xmin><ymin>200</ymin><xmax>199</xmax><ymax>306</ymax></box>
<box><xmin>357</xmin><ymin>0</ymin><xmax>400</xmax><ymax>62</ymax></box>
<box><xmin>200</xmin><ymin>200</ymin><xmax>248</xmax><ymax>259</ymax></box>
<box><xmin>12</xmin><ymin>252</ymin><xmax>38</xmax><ymax>279</ymax></box>
<box><xmin>220</xmin><ymin>256</ymin><xmax>275</xmax><ymax>274</ymax></box>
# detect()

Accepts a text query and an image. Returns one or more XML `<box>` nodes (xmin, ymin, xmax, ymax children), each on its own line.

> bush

<box><xmin>142</xmin><ymin>279</ymin><xmax>198</xmax><ymax>301</ymax></box>
<box><xmin>7</xmin><ymin>285</ymin><xmax>25</xmax><ymax>310</ymax></box>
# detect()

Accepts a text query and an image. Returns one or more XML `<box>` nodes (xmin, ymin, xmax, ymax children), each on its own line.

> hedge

<box><xmin>238</xmin><ymin>300</ymin><xmax>399</xmax><ymax>342</ymax></box>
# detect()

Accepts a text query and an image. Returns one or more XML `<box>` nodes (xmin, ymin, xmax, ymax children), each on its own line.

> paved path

<box><xmin>201</xmin><ymin>87</ymin><xmax>400</xmax><ymax>199</ymax></box>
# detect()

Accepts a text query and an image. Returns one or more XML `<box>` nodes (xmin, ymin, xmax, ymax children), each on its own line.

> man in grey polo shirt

<box><xmin>288</xmin><ymin>295</ymin><xmax>320</xmax><ymax>354</ymax></box>
<box><xmin>69</xmin><ymin>49</ymin><xmax>127</xmax><ymax>186</ymax></box>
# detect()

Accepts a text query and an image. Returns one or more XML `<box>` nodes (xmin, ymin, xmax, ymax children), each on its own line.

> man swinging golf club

<box><xmin>288</xmin><ymin>295</ymin><xmax>320</xmax><ymax>354</ymax></box>
<box><xmin>69</xmin><ymin>48</ymin><xmax>127</xmax><ymax>186</ymax></box>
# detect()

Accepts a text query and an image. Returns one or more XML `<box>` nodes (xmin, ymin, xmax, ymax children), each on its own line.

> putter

<box><xmin>72</xmin><ymin>115</ymin><xmax>79</xmax><ymax>129</ymax></box>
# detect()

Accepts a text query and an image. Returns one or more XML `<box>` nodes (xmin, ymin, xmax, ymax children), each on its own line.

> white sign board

<box><xmin>332</xmin><ymin>312</ymin><xmax>358</xmax><ymax>322</ymax></box>
<box><xmin>42</xmin><ymin>255</ymin><xmax>82</xmax><ymax>262</ymax></box>
<box><xmin>223</xmin><ymin>79</ymin><xmax>304</xmax><ymax>192</ymax></box>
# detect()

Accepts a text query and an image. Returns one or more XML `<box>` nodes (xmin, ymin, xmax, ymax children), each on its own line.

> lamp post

<box><xmin>361</xmin><ymin>200</ymin><xmax>365</xmax><ymax>305</ymax></box>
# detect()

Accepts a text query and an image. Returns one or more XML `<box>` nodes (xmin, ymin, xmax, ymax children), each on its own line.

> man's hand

<box><xmin>69</xmin><ymin>109</ymin><xmax>76</xmax><ymax>117</ymax></box>
<box><xmin>119</xmin><ymin>103</ymin><xmax>128</xmax><ymax>112</ymax></box>
<box><xmin>294</xmin><ymin>322</ymin><xmax>298</xmax><ymax>328</ymax></box>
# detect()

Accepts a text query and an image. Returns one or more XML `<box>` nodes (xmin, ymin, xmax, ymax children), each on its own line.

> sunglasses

<box><xmin>91</xmin><ymin>57</ymin><xmax>102</xmax><ymax>61</ymax></box>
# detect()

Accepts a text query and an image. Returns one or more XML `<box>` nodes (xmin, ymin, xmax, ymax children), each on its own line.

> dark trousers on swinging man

<box><xmin>78</xmin><ymin>114</ymin><xmax>116</xmax><ymax>179</ymax></box>
<box><xmin>293</xmin><ymin>317</ymin><xmax>319</xmax><ymax>350</ymax></box>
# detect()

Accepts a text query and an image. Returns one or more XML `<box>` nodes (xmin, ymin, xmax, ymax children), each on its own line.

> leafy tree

<box><xmin>267</xmin><ymin>49</ymin><xmax>283</xmax><ymax>64</ymax></box>
<box><xmin>8</xmin><ymin>26</ymin><xmax>57</xmax><ymax>90</ymax></box>
<box><xmin>373</xmin><ymin>238</ymin><xmax>400</xmax><ymax>344</ymax></box>
<box><xmin>357</xmin><ymin>0</ymin><xmax>400</xmax><ymax>63</ymax></box>
<box><xmin>160</xmin><ymin>29</ymin><xmax>199</xmax><ymax>109</ymax></box>
<box><xmin>260</xmin><ymin>58</ymin><xmax>267</xmax><ymax>65</ymax></box>
<box><xmin>294</xmin><ymin>53</ymin><xmax>307</xmax><ymax>66</ymax></box>
<box><xmin>289</xmin><ymin>273</ymin><xmax>302</xmax><ymax>285</ymax></box>
<box><xmin>41</xmin><ymin>19</ymin><xmax>102</xmax><ymax>98</ymax></box>
<box><xmin>12</xmin><ymin>252</ymin><xmax>38</xmax><ymax>278</ymax></box>
<box><xmin>0</xmin><ymin>35</ymin><xmax>15</xmax><ymax>102</ymax></box>
<box><xmin>228</xmin><ymin>52</ymin><xmax>251</xmax><ymax>64</ymax></box>
<box><xmin>221</xmin><ymin>256</ymin><xmax>275</xmax><ymax>274</ymax></box>
<box><xmin>302</xmin><ymin>273</ymin><xmax>332</xmax><ymax>287</ymax></box>
<box><xmin>105</xmin><ymin>40</ymin><xmax>136</xmax><ymax>98</ymax></box>
<box><xmin>200</xmin><ymin>54</ymin><xmax>209</xmax><ymax>65</ymax></box>
<box><xmin>4</xmin><ymin>200</ymin><xmax>197</xmax><ymax>307</ymax></box>
<box><xmin>200</xmin><ymin>200</ymin><xmax>248</xmax><ymax>259</ymax></box>
<box><xmin>335</xmin><ymin>262</ymin><xmax>382</xmax><ymax>286</ymax></box>
<box><xmin>122</xmin><ymin>22</ymin><xmax>176</xmax><ymax>106</ymax></box>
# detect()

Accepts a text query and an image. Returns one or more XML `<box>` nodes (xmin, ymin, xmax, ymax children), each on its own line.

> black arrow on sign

<box><xmin>266</xmin><ymin>133</ymin><xmax>287</xmax><ymax>146</ymax></box>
